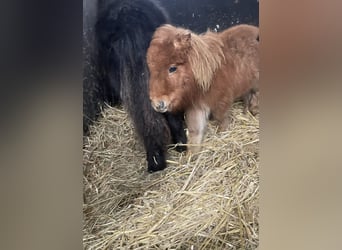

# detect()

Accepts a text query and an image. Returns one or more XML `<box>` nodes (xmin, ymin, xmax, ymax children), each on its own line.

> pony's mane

<box><xmin>152</xmin><ymin>25</ymin><xmax>225</xmax><ymax>92</ymax></box>
<box><xmin>188</xmin><ymin>30</ymin><xmax>225</xmax><ymax>91</ymax></box>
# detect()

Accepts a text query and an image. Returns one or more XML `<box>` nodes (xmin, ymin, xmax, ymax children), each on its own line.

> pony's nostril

<box><xmin>158</xmin><ymin>101</ymin><xmax>165</xmax><ymax>109</ymax></box>
<box><xmin>155</xmin><ymin>100</ymin><xmax>166</xmax><ymax>112</ymax></box>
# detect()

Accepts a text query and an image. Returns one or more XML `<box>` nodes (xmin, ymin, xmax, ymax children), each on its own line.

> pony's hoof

<box><xmin>186</xmin><ymin>145</ymin><xmax>200</xmax><ymax>158</ymax></box>
<box><xmin>147</xmin><ymin>162</ymin><xmax>166</xmax><ymax>173</ymax></box>
<box><xmin>147</xmin><ymin>153</ymin><xmax>167</xmax><ymax>173</ymax></box>
<box><xmin>186</xmin><ymin>150</ymin><xmax>199</xmax><ymax>162</ymax></box>
<box><xmin>175</xmin><ymin>144</ymin><xmax>187</xmax><ymax>153</ymax></box>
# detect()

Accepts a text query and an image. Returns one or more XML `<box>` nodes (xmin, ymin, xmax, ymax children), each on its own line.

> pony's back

<box><xmin>220</xmin><ymin>24</ymin><xmax>259</xmax><ymax>45</ymax></box>
<box><xmin>218</xmin><ymin>24</ymin><xmax>259</xmax><ymax>97</ymax></box>
<box><xmin>219</xmin><ymin>24</ymin><xmax>259</xmax><ymax>66</ymax></box>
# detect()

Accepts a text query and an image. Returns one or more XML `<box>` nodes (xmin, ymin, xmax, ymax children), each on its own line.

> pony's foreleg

<box><xmin>140</xmin><ymin>116</ymin><xmax>169</xmax><ymax>173</ymax></box>
<box><xmin>144</xmin><ymin>135</ymin><xmax>168</xmax><ymax>173</ymax></box>
<box><xmin>185</xmin><ymin>107</ymin><xmax>209</xmax><ymax>154</ymax></box>
<box><xmin>128</xmin><ymin>100</ymin><xmax>170</xmax><ymax>173</ymax></box>
<box><xmin>164</xmin><ymin>112</ymin><xmax>187</xmax><ymax>152</ymax></box>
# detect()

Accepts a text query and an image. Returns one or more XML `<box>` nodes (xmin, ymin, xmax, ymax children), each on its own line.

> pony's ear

<box><xmin>174</xmin><ymin>32</ymin><xmax>191</xmax><ymax>49</ymax></box>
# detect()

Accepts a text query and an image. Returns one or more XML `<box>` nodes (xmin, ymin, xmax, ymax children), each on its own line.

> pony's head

<box><xmin>147</xmin><ymin>25</ymin><xmax>225</xmax><ymax>113</ymax></box>
<box><xmin>147</xmin><ymin>25</ymin><xmax>197</xmax><ymax>113</ymax></box>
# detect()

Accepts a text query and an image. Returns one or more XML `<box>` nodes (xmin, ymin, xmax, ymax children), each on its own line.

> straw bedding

<box><xmin>83</xmin><ymin>102</ymin><xmax>259</xmax><ymax>249</ymax></box>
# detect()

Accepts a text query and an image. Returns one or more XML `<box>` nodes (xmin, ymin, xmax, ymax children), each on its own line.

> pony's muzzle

<box><xmin>154</xmin><ymin>100</ymin><xmax>168</xmax><ymax>113</ymax></box>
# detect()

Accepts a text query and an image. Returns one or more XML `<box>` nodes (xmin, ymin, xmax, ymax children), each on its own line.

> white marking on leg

<box><xmin>185</xmin><ymin>105</ymin><xmax>210</xmax><ymax>153</ymax></box>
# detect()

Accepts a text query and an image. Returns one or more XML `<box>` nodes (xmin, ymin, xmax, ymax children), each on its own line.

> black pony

<box><xmin>83</xmin><ymin>0</ymin><xmax>186</xmax><ymax>172</ymax></box>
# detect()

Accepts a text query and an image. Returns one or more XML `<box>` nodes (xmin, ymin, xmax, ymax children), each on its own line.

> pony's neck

<box><xmin>188</xmin><ymin>31</ymin><xmax>225</xmax><ymax>92</ymax></box>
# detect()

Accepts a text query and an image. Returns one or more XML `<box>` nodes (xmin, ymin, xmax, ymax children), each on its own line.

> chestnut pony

<box><xmin>147</xmin><ymin>24</ymin><xmax>259</xmax><ymax>153</ymax></box>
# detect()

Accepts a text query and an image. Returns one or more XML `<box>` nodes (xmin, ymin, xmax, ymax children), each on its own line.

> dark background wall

<box><xmin>159</xmin><ymin>0</ymin><xmax>259</xmax><ymax>33</ymax></box>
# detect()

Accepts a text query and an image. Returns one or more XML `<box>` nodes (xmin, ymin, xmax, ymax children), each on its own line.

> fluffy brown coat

<box><xmin>147</xmin><ymin>24</ymin><xmax>259</xmax><ymax>153</ymax></box>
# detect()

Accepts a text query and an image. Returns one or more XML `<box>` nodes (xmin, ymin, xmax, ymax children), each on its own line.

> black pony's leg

<box><xmin>144</xmin><ymin>135</ymin><xmax>168</xmax><ymax>173</ymax></box>
<box><xmin>165</xmin><ymin>112</ymin><xmax>187</xmax><ymax>152</ymax></box>
<box><xmin>138</xmin><ymin>105</ymin><xmax>171</xmax><ymax>173</ymax></box>
<box><xmin>145</xmin><ymin>112</ymin><xmax>186</xmax><ymax>172</ymax></box>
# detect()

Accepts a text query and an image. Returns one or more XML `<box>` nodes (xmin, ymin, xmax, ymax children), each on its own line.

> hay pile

<box><xmin>83</xmin><ymin>103</ymin><xmax>259</xmax><ymax>249</ymax></box>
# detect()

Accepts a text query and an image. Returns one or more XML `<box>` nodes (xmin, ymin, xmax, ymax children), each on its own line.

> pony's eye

<box><xmin>168</xmin><ymin>66</ymin><xmax>177</xmax><ymax>73</ymax></box>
